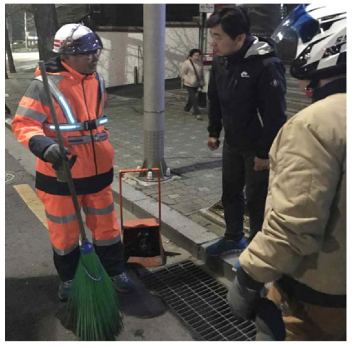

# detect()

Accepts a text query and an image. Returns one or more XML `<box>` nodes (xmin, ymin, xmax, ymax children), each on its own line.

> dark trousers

<box><xmin>53</xmin><ymin>241</ymin><xmax>125</xmax><ymax>282</ymax></box>
<box><xmin>222</xmin><ymin>141</ymin><xmax>269</xmax><ymax>242</ymax></box>
<box><xmin>184</xmin><ymin>86</ymin><xmax>200</xmax><ymax>116</ymax></box>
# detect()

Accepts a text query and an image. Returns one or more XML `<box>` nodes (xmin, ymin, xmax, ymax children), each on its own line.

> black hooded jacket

<box><xmin>207</xmin><ymin>36</ymin><xmax>287</xmax><ymax>158</ymax></box>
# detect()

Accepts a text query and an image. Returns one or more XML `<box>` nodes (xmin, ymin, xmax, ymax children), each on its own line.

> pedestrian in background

<box><xmin>205</xmin><ymin>6</ymin><xmax>286</xmax><ymax>256</ymax></box>
<box><xmin>181</xmin><ymin>48</ymin><xmax>205</xmax><ymax>120</ymax></box>
<box><xmin>11</xmin><ymin>23</ymin><xmax>135</xmax><ymax>301</ymax></box>
<box><xmin>228</xmin><ymin>4</ymin><xmax>346</xmax><ymax>340</ymax></box>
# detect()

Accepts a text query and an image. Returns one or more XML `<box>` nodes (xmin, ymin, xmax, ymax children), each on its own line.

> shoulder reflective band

<box><xmin>36</xmin><ymin>75</ymin><xmax>76</xmax><ymax>124</ymax></box>
<box><xmin>43</xmin><ymin>116</ymin><xmax>108</xmax><ymax>131</ymax></box>
<box><xmin>96</xmin><ymin>72</ymin><xmax>105</xmax><ymax>117</ymax></box>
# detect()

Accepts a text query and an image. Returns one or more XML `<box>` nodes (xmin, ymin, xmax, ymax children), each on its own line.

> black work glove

<box><xmin>254</xmin><ymin>298</ymin><xmax>286</xmax><ymax>341</ymax></box>
<box><xmin>227</xmin><ymin>261</ymin><xmax>264</xmax><ymax>321</ymax></box>
<box><xmin>43</xmin><ymin>144</ymin><xmax>71</xmax><ymax>164</ymax></box>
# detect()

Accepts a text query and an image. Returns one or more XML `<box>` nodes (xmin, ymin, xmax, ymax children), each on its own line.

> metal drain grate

<box><xmin>138</xmin><ymin>260</ymin><xmax>256</xmax><ymax>341</ymax></box>
<box><xmin>5</xmin><ymin>172</ymin><xmax>16</xmax><ymax>184</ymax></box>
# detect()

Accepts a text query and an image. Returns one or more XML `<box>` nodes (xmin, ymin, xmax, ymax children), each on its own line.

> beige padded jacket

<box><xmin>239</xmin><ymin>92</ymin><xmax>346</xmax><ymax>297</ymax></box>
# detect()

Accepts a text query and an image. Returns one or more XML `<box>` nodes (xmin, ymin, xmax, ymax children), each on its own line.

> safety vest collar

<box><xmin>60</xmin><ymin>60</ymin><xmax>97</xmax><ymax>81</ymax></box>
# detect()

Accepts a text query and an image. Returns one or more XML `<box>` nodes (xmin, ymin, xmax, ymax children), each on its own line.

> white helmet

<box><xmin>272</xmin><ymin>4</ymin><xmax>346</xmax><ymax>80</ymax></box>
<box><xmin>53</xmin><ymin>23</ymin><xmax>103</xmax><ymax>55</ymax></box>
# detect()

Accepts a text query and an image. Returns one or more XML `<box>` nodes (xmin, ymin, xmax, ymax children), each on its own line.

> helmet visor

<box><xmin>69</xmin><ymin>33</ymin><xmax>103</xmax><ymax>54</ymax></box>
<box><xmin>271</xmin><ymin>5</ymin><xmax>320</xmax><ymax>44</ymax></box>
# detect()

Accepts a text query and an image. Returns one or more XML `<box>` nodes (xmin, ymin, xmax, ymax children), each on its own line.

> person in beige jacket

<box><xmin>181</xmin><ymin>48</ymin><xmax>205</xmax><ymax>120</ymax></box>
<box><xmin>226</xmin><ymin>4</ymin><xmax>346</xmax><ymax>341</ymax></box>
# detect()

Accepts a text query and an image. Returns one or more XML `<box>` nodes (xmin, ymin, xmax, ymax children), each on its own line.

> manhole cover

<box><xmin>5</xmin><ymin>171</ymin><xmax>16</xmax><ymax>184</ymax></box>
<box><xmin>138</xmin><ymin>260</ymin><xmax>256</xmax><ymax>341</ymax></box>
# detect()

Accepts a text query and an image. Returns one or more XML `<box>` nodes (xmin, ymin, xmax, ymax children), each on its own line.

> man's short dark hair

<box><xmin>189</xmin><ymin>48</ymin><xmax>202</xmax><ymax>57</ymax></box>
<box><xmin>206</xmin><ymin>6</ymin><xmax>250</xmax><ymax>40</ymax></box>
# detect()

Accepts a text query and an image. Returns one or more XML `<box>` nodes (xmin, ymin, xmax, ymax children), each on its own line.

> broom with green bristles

<box><xmin>39</xmin><ymin>61</ymin><xmax>123</xmax><ymax>341</ymax></box>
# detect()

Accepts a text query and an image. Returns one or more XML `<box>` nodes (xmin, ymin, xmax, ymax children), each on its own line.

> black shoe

<box><xmin>111</xmin><ymin>273</ymin><xmax>135</xmax><ymax>293</ymax></box>
<box><xmin>58</xmin><ymin>280</ymin><xmax>73</xmax><ymax>301</ymax></box>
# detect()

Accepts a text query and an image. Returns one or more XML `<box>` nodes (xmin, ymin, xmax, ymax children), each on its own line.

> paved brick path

<box><xmin>105</xmin><ymin>92</ymin><xmax>224</xmax><ymax>232</ymax></box>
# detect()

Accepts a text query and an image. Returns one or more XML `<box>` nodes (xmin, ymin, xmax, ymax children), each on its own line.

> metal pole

<box><xmin>140</xmin><ymin>4</ymin><xmax>168</xmax><ymax>181</ymax></box>
<box><xmin>24</xmin><ymin>11</ymin><xmax>28</xmax><ymax>50</ymax></box>
<box><xmin>199</xmin><ymin>12</ymin><xmax>207</xmax><ymax>53</ymax></box>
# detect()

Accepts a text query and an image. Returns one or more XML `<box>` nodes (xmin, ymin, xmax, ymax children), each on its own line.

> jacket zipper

<box><xmin>82</xmin><ymin>76</ymin><xmax>98</xmax><ymax>176</ymax></box>
<box><xmin>228</xmin><ymin>65</ymin><xmax>264</xmax><ymax>128</ymax></box>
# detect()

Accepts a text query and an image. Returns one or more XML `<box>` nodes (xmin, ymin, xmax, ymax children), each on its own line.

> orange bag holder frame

<box><xmin>118</xmin><ymin>168</ymin><xmax>166</xmax><ymax>267</ymax></box>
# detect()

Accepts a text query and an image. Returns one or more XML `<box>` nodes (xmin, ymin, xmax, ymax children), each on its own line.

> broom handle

<box><xmin>39</xmin><ymin>61</ymin><xmax>88</xmax><ymax>242</ymax></box>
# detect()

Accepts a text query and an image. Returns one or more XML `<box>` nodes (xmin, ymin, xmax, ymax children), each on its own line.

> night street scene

<box><xmin>5</xmin><ymin>2</ymin><xmax>347</xmax><ymax>342</ymax></box>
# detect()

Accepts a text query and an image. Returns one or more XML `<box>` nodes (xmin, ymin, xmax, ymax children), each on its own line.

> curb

<box><xmin>5</xmin><ymin>118</ymin><xmax>13</xmax><ymax>131</ymax></box>
<box><xmin>199</xmin><ymin>207</ymin><xmax>225</xmax><ymax>228</ymax></box>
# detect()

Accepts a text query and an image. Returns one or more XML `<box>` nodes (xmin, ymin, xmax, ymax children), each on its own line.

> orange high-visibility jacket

<box><xmin>12</xmin><ymin>57</ymin><xmax>114</xmax><ymax>195</ymax></box>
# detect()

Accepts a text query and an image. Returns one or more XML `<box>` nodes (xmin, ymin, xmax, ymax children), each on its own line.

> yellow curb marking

<box><xmin>13</xmin><ymin>184</ymin><xmax>48</xmax><ymax>229</ymax></box>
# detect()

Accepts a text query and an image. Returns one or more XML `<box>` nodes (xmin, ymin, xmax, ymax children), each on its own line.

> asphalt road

<box><xmin>5</xmin><ymin>131</ymin><xmax>195</xmax><ymax>341</ymax></box>
<box><xmin>7</xmin><ymin>51</ymin><xmax>39</xmax><ymax>73</ymax></box>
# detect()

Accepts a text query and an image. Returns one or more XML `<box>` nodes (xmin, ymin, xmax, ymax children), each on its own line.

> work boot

<box><xmin>58</xmin><ymin>279</ymin><xmax>73</xmax><ymax>301</ymax></box>
<box><xmin>205</xmin><ymin>237</ymin><xmax>247</xmax><ymax>256</ymax></box>
<box><xmin>111</xmin><ymin>272</ymin><xmax>135</xmax><ymax>293</ymax></box>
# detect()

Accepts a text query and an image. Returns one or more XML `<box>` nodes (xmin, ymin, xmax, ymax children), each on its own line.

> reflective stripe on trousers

<box><xmin>37</xmin><ymin>185</ymin><xmax>120</xmax><ymax>255</ymax></box>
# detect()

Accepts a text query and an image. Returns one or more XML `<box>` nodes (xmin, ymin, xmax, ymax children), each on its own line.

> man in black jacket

<box><xmin>205</xmin><ymin>6</ymin><xmax>286</xmax><ymax>256</ymax></box>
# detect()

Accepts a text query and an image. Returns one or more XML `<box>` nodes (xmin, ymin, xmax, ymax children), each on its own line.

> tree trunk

<box><xmin>6</xmin><ymin>47</ymin><xmax>8</xmax><ymax>79</ymax></box>
<box><xmin>5</xmin><ymin>24</ymin><xmax>16</xmax><ymax>73</ymax></box>
<box><xmin>32</xmin><ymin>4</ymin><xmax>58</xmax><ymax>61</ymax></box>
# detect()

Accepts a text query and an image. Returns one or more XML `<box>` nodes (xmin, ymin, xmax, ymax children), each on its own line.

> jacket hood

<box><xmin>245</xmin><ymin>37</ymin><xmax>275</xmax><ymax>59</ymax></box>
<box><xmin>34</xmin><ymin>56</ymin><xmax>68</xmax><ymax>77</ymax></box>
<box><xmin>227</xmin><ymin>35</ymin><xmax>276</xmax><ymax>64</ymax></box>
<box><xmin>34</xmin><ymin>56</ymin><xmax>97</xmax><ymax>81</ymax></box>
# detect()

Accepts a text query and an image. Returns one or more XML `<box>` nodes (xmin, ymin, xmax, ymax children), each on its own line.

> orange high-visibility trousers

<box><xmin>36</xmin><ymin>185</ymin><xmax>123</xmax><ymax>280</ymax></box>
<box><xmin>37</xmin><ymin>185</ymin><xmax>120</xmax><ymax>254</ymax></box>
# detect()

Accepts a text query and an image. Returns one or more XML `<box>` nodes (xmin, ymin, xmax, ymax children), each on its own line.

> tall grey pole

<box><xmin>24</xmin><ymin>11</ymin><xmax>28</xmax><ymax>50</ymax></box>
<box><xmin>140</xmin><ymin>4</ymin><xmax>168</xmax><ymax>181</ymax></box>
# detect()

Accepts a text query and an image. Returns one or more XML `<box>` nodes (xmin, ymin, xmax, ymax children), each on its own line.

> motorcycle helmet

<box><xmin>272</xmin><ymin>4</ymin><xmax>346</xmax><ymax>81</ymax></box>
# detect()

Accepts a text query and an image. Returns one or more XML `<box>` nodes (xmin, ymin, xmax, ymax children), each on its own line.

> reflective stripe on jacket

<box><xmin>12</xmin><ymin>57</ymin><xmax>114</xmax><ymax>195</ymax></box>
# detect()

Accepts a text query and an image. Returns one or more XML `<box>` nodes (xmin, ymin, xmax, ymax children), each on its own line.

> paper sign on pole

<box><xmin>199</xmin><ymin>4</ymin><xmax>215</xmax><ymax>13</ymax></box>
